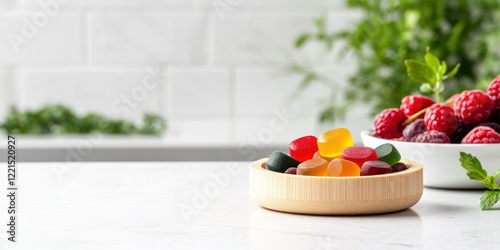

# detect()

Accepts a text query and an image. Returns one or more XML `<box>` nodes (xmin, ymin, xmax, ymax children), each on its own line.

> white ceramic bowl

<box><xmin>361</xmin><ymin>130</ymin><xmax>500</xmax><ymax>189</ymax></box>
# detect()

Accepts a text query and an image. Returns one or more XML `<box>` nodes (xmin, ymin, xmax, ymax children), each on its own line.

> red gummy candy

<box><xmin>284</xmin><ymin>167</ymin><xmax>297</xmax><ymax>174</ymax></box>
<box><xmin>361</xmin><ymin>161</ymin><xmax>393</xmax><ymax>176</ymax></box>
<box><xmin>289</xmin><ymin>135</ymin><xmax>318</xmax><ymax>162</ymax></box>
<box><xmin>341</xmin><ymin>146</ymin><xmax>378</xmax><ymax>168</ymax></box>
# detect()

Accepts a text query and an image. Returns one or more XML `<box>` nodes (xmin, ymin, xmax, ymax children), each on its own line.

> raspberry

<box><xmin>478</xmin><ymin>122</ymin><xmax>500</xmax><ymax>134</ymax></box>
<box><xmin>462</xmin><ymin>126</ymin><xmax>500</xmax><ymax>144</ymax></box>
<box><xmin>424</xmin><ymin>103</ymin><xmax>458</xmax><ymax>136</ymax></box>
<box><xmin>402</xmin><ymin>118</ymin><xmax>426</xmax><ymax>141</ymax></box>
<box><xmin>413</xmin><ymin>130</ymin><xmax>450</xmax><ymax>143</ymax></box>
<box><xmin>449</xmin><ymin>122</ymin><xmax>472</xmax><ymax>144</ymax></box>
<box><xmin>487</xmin><ymin>75</ymin><xmax>500</xmax><ymax>109</ymax></box>
<box><xmin>488</xmin><ymin>109</ymin><xmax>500</xmax><ymax>123</ymax></box>
<box><xmin>400</xmin><ymin>95</ymin><xmax>435</xmax><ymax>119</ymax></box>
<box><xmin>373</xmin><ymin>108</ymin><xmax>406</xmax><ymax>139</ymax></box>
<box><xmin>454</xmin><ymin>90</ymin><xmax>494</xmax><ymax>125</ymax></box>
<box><xmin>446</xmin><ymin>94</ymin><xmax>460</xmax><ymax>110</ymax></box>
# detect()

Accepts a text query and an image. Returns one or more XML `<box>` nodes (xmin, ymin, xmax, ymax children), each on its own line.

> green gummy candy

<box><xmin>266</xmin><ymin>151</ymin><xmax>300</xmax><ymax>173</ymax></box>
<box><xmin>375</xmin><ymin>143</ymin><xmax>401</xmax><ymax>166</ymax></box>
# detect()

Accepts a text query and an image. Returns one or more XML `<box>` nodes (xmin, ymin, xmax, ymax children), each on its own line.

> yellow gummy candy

<box><xmin>317</xmin><ymin>128</ymin><xmax>354</xmax><ymax>158</ymax></box>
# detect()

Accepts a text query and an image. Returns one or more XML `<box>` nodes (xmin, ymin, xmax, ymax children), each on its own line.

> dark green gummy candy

<box><xmin>266</xmin><ymin>151</ymin><xmax>300</xmax><ymax>173</ymax></box>
<box><xmin>375</xmin><ymin>143</ymin><xmax>401</xmax><ymax>166</ymax></box>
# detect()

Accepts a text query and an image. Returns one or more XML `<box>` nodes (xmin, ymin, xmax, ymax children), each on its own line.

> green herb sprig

<box><xmin>404</xmin><ymin>48</ymin><xmax>460</xmax><ymax>103</ymax></box>
<box><xmin>459</xmin><ymin>152</ymin><xmax>500</xmax><ymax>210</ymax></box>
<box><xmin>0</xmin><ymin>105</ymin><xmax>167</xmax><ymax>135</ymax></box>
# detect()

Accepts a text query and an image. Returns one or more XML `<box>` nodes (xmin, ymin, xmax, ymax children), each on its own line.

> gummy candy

<box><xmin>317</xmin><ymin>128</ymin><xmax>353</xmax><ymax>158</ymax></box>
<box><xmin>327</xmin><ymin>159</ymin><xmax>361</xmax><ymax>177</ymax></box>
<box><xmin>375</xmin><ymin>143</ymin><xmax>401</xmax><ymax>166</ymax></box>
<box><xmin>341</xmin><ymin>146</ymin><xmax>378</xmax><ymax>168</ymax></box>
<box><xmin>392</xmin><ymin>162</ymin><xmax>408</xmax><ymax>173</ymax></box>
<box><xmin>266</xmin><ymin>151</ymin><xmax>300</xmax><ymax>173</ymax></box>
<box><xmin>297</xmin><ymin>158</ymin><xmax>328</xmax><ymax>176</ymax></box>
<box><xmin>284</xmin><ymin>167</ymin><xmax>297</xmax><ymax>174</ymax></box>
<box><xmin>289</xmin><ymin>135</ymin><xmax>318</xmax><ymax>162</ymax></box>
<box><xmin>360</xmin><ymin>161</ymin><xmax>393</xmax><ymax>176</ymax></box>
<box><xmin>313</xmin><ymin>151</ymin><xmax>335</xmax><ymax>162</ymax></box>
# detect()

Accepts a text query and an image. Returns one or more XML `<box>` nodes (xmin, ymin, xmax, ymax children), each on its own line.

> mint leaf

<box><xmin>443</xmin><ymin>63</ymin><xmax>460</xmax><ymax>79</ymax></box>
<box><xmin>481</xmin><ymin>170</ymin><xmax>500</xmax><ymax>191</ymax></box>
<box><xmin>405</xmin><ymin>60</ymin><xmax>438</xmax><ymax>85</ymax></box>
<box><xmin>425</xmin><ymin>48</ymin><xmax>441</xmax><ymax>74</ymax></box>
<box><xmin>440</xmin><ymin>61</ymin><xmax>447</xmax><ymax>76</ymax></box>
<box><xmin>459</xmin><ymin>152</ymin><xmax>488</xmax><ymax>180</ymax></box>
<box><xmin>459</xmin><ymin>152</ymin><xmax>500</xmax><ymax>210</ymax></box>
<box><xmin>480</xmin><ymin>190</ymin><xmax>500</xmax><ymax>210</ymax></box>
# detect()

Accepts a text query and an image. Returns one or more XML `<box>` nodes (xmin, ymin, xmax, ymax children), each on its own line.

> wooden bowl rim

<box><xmin>250</xmin><ymin>158</ymin><xmax>423</xmax><ymax>179</ymax></box>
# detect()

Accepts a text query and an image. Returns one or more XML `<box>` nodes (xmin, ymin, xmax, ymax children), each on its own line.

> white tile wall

<box><xmin>0</xmin><ymin>13</ymin><xmax>82</xmax><ymax>64</ymax></box>
<box><xmin>235</xmin><ymin>115</ymin><xmax>316</xmax><ymax>141</ymax></box>
<box><xmin>24</xmin><ymin>0</ymin><xmax>189</xmax><ymax>6</ymax></box>
<box><xmin>0</xmin><ymin>0</ymin><xmax>15</xmax><ymax>8</ymax></box>
<box><xmin>235</xmin><ymin>68</ymin><xmax>350</xmax><ymax>117</ymax></box>
<box><xmin>0</xmin><ymin>1</ymin><xmax>369</xmax><ymax>145</ymax></box>
<box><xmin>90</xmin><ymin>14</ymin><xmax>209</xmax><ymax>64</ymax></box>
<box><xmin>165</xmin><ymin>119</ymin><xmax>232</xmax><ymax>144</ymax></box>
<box><xmin>168</xmin><ymin>68</ymin><xmax>231</xmax><ymax>116</ymax></box>
<box><xmin>0</xmin><ymin>68</ymin><xmax>11</xmax><ymax>120</ymax></box>
<box><xmin>213</xmin><ymin>13</ymin><xmax>316</xmax><ymax>64</ymax></box>
<box><xmin>237</xmin><ymin>0</ymin><xmax>342</xmax><ymax>8</ymax></box>
<box><xmin>17</xmin><ymin>69</ymin><xmax>163</xmax><ymax>122</ymax></box>
<box><xmin>23</xmin><ymin>0</ymin><xmax>339</xmax><ymax>10</ymax></box>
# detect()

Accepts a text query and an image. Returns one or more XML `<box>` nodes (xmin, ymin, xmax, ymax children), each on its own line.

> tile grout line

<box><xmin>228</xmin><ymin>64</ymin><xmax>237</xmax><ymax>142</ymax></box>
<box><xmin>160</xmin><ymin>64</ymin><xmax>169</xmax><ymax>130</ymax></box>
<box><xmin>7</xmin><ymin>66</ymin><xmax>19</xmax><ymax>113</ymax></box>
<box><xmin>165</xmin><ymin>67</ymin><xmax>173</xmax><ymax>124</ymax></box>
<box><xmin>83</xmin><ymin>8</ymin><xmax>91</xmax><ymax>67</ymax></box>
<box><xmin>206</xmin><ymin>12</ymin><xmax>216</xmax><ymax>67</ymax></box>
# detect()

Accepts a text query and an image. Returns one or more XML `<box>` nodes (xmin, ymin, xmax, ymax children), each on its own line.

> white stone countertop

<box><xmin>1</xmin><ymin>162</ymin><xmax>499</xmax><ymax>250</ymax></box>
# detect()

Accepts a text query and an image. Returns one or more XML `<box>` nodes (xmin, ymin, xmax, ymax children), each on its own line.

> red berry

<box><xmin>373</xmin><ymin>109</ymin><xmax>406</xmax><ymax>139</ymax></box>
<box><xmin>478</xmin><ymin>122</ymin><xmax>500</xmax><ymax>134</ymax></box>
<box><xmin>488</xmin><ymin>109</ymin><xmax>500</xmax><ymax>123</ymax></box>
<box><xmin>462</xmin><ymin>126</ymin><xmax>500</xmax><ymax>144</ymax></box>
<box><xmin>446</xmin><ymin>94</ymin><xmax>460</xmax><ymax>110</ymax></box>
<box><xmin>454</xmin><ymin>90</ymin><xmax>494</xmax><ymax>125</ymax></box>
<box><xmin>402</xmin><ymin>118</ymin><xmax>426</xmax><ymax>141</ymax></box>
<box><xmin>400</xmin><ymin>95</ymin><xmax>435</xmax><ymax>119</ymax></box>
<box><xmin>449</xmin><ymin>122</ymin><xmax>473</xmax><ymax>144</ymax></box>
<box><xmin>424</xmin><ymin>103</ymin><xmax>458</xmax><ymax>136</ymax></box>
<box><xmin>412</xmin><ymin>130</ymin><xmax>450</xmax><ymax>143</ymax></box>
<box><xmin>487</xmin><ymin>75</ymin><xmax>500</xmax><ymax>109</ymax></box>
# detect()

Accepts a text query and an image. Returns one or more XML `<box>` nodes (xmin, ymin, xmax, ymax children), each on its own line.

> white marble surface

<box><xmin>1</xmin><ymin>162</ymin><xmax>499</xmax><ymax>249</ymax></box>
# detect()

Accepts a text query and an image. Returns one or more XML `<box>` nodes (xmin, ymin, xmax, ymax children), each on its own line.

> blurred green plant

<box><xmin>290</xmin><ymin>0</ymin><xmax>500</xmax><ymax>123</ymax></box>
<box><xmin>0</xmin><ymin>104</ymin><xmax>166</xmax><ymax>135</ymax></box>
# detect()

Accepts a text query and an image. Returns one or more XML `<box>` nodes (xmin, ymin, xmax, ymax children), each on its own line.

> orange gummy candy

<box><xmin>317</xmin><ymin>128</ymin><xmax>354</xmax><ymax>159</ymax></box>
<box><xmin>297</xmin><ymin>158</ymin><xmax>328</xmax><ymax>176</ymax></box>
<box><xmin>312</xmin><ymin>151</ymin><xmax>335</xmax><ymax>162</ymax></box>
<box><xmin>327</xmin><ymin>159</ymin><xmax>361</xmax><ymax>177</ymax></box>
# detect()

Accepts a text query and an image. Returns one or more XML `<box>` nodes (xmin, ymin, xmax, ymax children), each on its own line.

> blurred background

<box><xmin>1</xmin><ymin>0</ymin><xmax>499</xmax><ymax>161</ymax></box>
